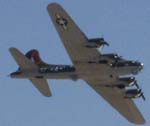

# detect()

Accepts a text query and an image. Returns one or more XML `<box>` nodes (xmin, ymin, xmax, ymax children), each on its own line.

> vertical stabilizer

<box><xmin>25</xmin><ymin>49</ymin><xmax>50</xmax><ymax>67</ymax></box>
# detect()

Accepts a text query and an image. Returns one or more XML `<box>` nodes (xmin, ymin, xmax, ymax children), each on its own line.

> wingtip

<box><xmin>133</xmin><ymin>120</ymin><xmax>146</xmax><ymax>125</ymax></box>
<box><xmin>129</xmin><ymin>116</ymin><xmax>146</xmax><ymax>125</ymax></box>
<box><xmin>137</xmin><ymin>118</ymin><xmax>146</xmax><ymax>125</ymax></box>
<box><xmin>9</xmin><ymin>47</ymin><xmax>19</xmax><ymax>53</ymax></box>
<box><xmin>9</xmin><ymin>47</ymin><xmax>17</xmax><ymax>54</ymax></box>
<box><xmin>43</xmin><ymin>92</ymin><xmax>52</xmax><ymax>97</ymax></box>
<box><xmin>47</xmin><ymin>2</ymin><xmax>61</xmax><ymax>10</ymax></box>
<box><xmin>42</xmin><ymin>88</ymin><xmax>52</xmax><ymax>97</ymax></box>
<box><xmin>9</xmin><ymin>47</ymin><xmax>16</xmax><ymax>51</ymax></box>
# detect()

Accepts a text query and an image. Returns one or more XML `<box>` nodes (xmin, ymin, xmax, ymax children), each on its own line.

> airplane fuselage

<box><xmin>11</xmin><ymin>60</ymin><xmax>143</xmax><ymax>84</ymax></box>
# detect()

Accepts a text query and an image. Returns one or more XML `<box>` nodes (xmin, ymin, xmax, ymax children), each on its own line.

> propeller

<box><xmin>137</xmin><ymin>88</ymin><xmax>146</xmax><ymax>101</ymax></box>
<box><xmin>134</xmin><ymin>80</ymin><xmax>140</xmax><ymax>89</ymax></box>
<box><xmin>102</xmin><ymin>41</ymin><xmax>109</xmax><ymax>46</ymax></box>
<box><xmin>100</xmin><ymin>34</ymin><xmax>109</xmax><ymax>46</ymax></box>
<box><xmin>140</xmin><ymin>92</ymin><xmax>146</xmax><ymax>101</ymax></box>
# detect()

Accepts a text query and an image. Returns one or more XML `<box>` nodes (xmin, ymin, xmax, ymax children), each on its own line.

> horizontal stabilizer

<box><xmin>29</xmin><ymin>78</ymin><xmax>52</xmax><ymax>97</ymax></box>
<box><xmin>9</xmin><ymin>47</ymin><xmax>38</xmax><ymax>70</ymax></box>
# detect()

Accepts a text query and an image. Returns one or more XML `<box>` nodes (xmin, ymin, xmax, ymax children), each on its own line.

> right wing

<box><xmin>29</xmin><ymin>78</ymin><xmax>52</xmax><ymax>97</ymax></box>
<box><xmin>86</xmin><ymin>80</ymin><xmax>145</xmax><ymax>124</ymax></box>
<box><xmin>47</xmin><ymin>3</ymin><xmax>100</xmax><ymax>67</ymax></box>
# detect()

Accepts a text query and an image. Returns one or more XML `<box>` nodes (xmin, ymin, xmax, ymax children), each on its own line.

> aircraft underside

<box><xmin>9</xmin><ymin>2</ymin><xmax>146</xmax><ymax>124</ymax></box>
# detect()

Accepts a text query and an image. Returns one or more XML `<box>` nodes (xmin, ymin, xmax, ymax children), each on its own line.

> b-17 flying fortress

<box><xmin>8</xmin><ymin>3</ymin><xmax>145</xmax><ymax>125</ymax></box>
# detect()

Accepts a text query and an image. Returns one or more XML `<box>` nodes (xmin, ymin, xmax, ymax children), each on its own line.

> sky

<box><xmin>0</xmin><ymin>0</ymin><xmax>150</xmax><ymax>125</ymax></box>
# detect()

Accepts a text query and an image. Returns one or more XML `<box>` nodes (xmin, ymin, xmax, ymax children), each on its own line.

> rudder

<box><xmin>25</xmin><ymin>49</ymin><xmax>49</xmax><ymax>67</ymax></box>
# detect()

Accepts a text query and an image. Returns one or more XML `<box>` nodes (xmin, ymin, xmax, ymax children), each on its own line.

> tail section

<box><xmin>25</xmin><ymin>49</ymin><xmax>50</xmax><ymax>67</ymax></box>
<box><xmin>9</xmin><ymin>47</ymin><xmax>52</xmax><ymax>97</ymax></box>
<box><xmin>9</xmin><ymin>48</ymin><xmax>38</xmax><ymax>70</ymax></box>
<box><xmin>29</xmin><ymin>77</ymin><xmax>52</xmax><ymax>97</ymax></box>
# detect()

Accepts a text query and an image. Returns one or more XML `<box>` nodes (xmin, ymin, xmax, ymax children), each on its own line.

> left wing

<box><xmin>29</xmin><ymin>78</ymin><xmax>52</xmax><ymax>97</ymax></box>
<box><xmin>86</xmin><ymin>80</ymin><xmax>145</xmax><ymax>124</ymax></box>
<box><xmin>47</xmin><ymin>3</ymin><xmax>100</xmax><ymax>69</ymax></box>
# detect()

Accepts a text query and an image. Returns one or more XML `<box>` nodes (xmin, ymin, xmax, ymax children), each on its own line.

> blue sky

<box><xmin>0</xmin><ymin>0</ymin><xmax>150</xmax><ymax>125</ymax></box>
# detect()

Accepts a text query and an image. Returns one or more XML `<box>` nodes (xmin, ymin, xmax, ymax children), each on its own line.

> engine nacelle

<box><xmin>124</xmin><ymin>89</ymin><xmax>142</xmax><ymax>99</ymax></box>
<box><xmin>85</xmin><ymin>38</ymin><xmax>109</xmax><ymax>48</ymax></box>
<box><xmin>99</xmin><ymin>53</ymin><xmax>124</xmax><ymax>64</ymax></box>
<box><xmin>108</xmin><ymin>77</ymin><xmax>137</xmax><ymax>89</ymax></box>
<box><xmin>101</xmin><ymin>53</ymin><xmax>123</xmax><ymax>60</ymax></box>
<box><xmin>102</xmin><ymin>53</ymin><xmax>120</xmax><ymax>59</ymax></box>
<box><xmin>118</xmin><ymin>77</ymin><xmax>136</xmax><ymax>87</ymax></box>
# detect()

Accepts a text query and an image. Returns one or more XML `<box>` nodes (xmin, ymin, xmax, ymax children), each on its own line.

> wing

<box><xmin>29</xmin><ymin>78</ymin><xmax>52</xmax><ymax>97</ymax></box>
<box><xmin>9</xmin><ymin>47</ymin><xmax>38</xmax><ymax>70</ymax></box>
<box><xmin>47</xmin><ymin>3</ymin><xmax>100</xmax><ymax>67</ymax></box>
<box><xmin>86</xmin><ymin>80</ymin><xmax>145</xmax><ymax>124</ymax></box>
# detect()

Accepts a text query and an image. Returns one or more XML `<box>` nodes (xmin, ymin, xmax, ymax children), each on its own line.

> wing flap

<box><xmin>86</xmin><ymin>80</ymin><xmax>145</xmax><ymax>124</ymax></box>
<box><xmin>9</xmin><ymin>47</ymin><xmax>38</xmax><ymax>70</ymax></box>
<box><xmin>29</xmin><ymin>78</ymin><xmax>52</xmax><ymax>97</ymax></box>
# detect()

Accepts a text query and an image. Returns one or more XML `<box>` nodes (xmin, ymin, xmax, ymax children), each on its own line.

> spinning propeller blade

<box><xmin>134</xmin><ymin>81</ymin><xmax>140</xmax><ymax>89</ymax></box>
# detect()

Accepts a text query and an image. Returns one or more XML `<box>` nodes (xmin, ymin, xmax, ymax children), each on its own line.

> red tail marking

<box><xmin>25</xmin><ymin>50</ymin><xmax>41</xmax><ymax>65</ymax></box>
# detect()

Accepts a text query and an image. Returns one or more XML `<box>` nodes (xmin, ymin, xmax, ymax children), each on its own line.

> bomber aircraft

<box><xmin>9</xmin><ymin>3</ymin><xmax>145</xmax><ymax>124</ymax></box>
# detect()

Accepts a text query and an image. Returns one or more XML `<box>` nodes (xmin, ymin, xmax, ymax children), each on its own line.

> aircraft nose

<box><xmin>139</xmin><ymin>62</ymin><xmax>144</xmax><ymax>71</ymax></box>
<box><xmin>136</xmin><ymin>62</ymin><xmax>144</xmax><ymax>73</ymax></box>
<box><xmin>132</xmin><ymin>62</ymin><xmax>144</xmax><ymax>75</ymax></box>
<box><xmin>140</xmin><ymin>63</ymin><xmax>144</xmax><ymax>69</ymax></box>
